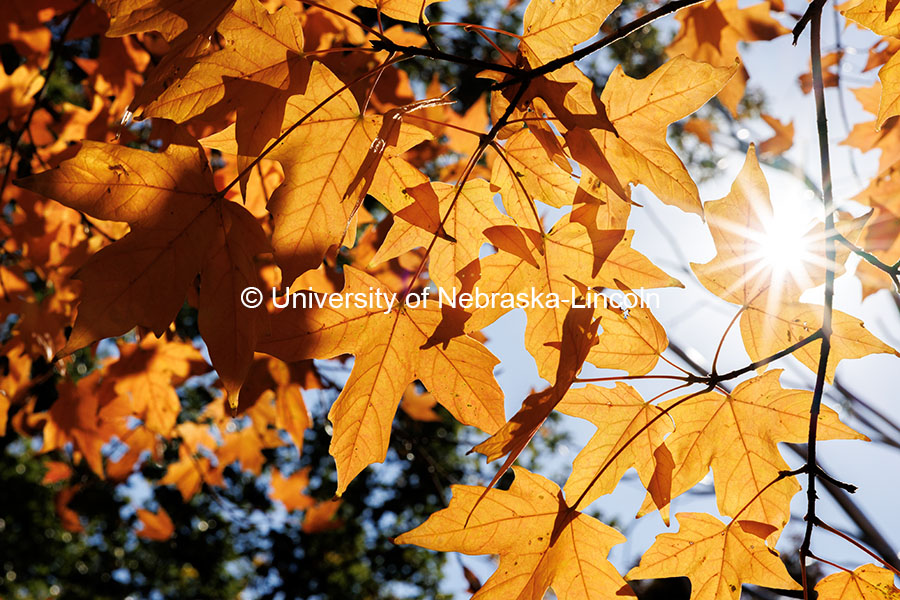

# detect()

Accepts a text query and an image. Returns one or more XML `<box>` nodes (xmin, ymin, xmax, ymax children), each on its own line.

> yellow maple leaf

<box><xmin>203</xmin><ymin>62</ymin><xmax>431</xmax><ymax>282</ymax></box>
<box><xmin>638</xmin><ymin>371</ymin><xmax>865</xmax><ymax>534</ymax></box>
<box><xmin>396</xmin><ymin>466</ymin><xmax>636</xmax><ymax>600</ymax></box>
<box><xmin>519</xmin><ymin>0</ymin><xmax>620</xmax><ymax>65</ymax></box>
<box><xmin>815</xmin><ymin>564</ymin><xmax>900</xmax><ymax>599</ymax></box>
<box><xmin>557</xmin><ymin>383</ymin><xmax>674</xmax><ymax>511</ymax></box>
<box><xmin>627</xmin><ymin>512</ymin><xmax>801</xmax><ymax>600</ymax></box>
<box><xmin>571</xmin><ymin>55</ymin><xmax>739</xmax><ymax>216</ymax></box>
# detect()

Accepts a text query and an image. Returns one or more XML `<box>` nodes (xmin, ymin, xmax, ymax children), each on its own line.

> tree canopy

<box><xmin>1</xmin><ymin>0</ymin><xmax>899</xmax><ymax>599</ymax></box>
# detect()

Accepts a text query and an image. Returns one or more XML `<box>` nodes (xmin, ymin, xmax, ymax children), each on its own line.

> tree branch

<box><xmin>800</xmin><ymin>5</ymin><xmax>838</xmax><ymax>595</ymax></box>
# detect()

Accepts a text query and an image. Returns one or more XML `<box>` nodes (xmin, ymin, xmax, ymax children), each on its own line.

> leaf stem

<box><xmin>574</xmin><ymin>374</ymin><xmax>693</xmax><ymax>384</ymax></box>
<box><xmin>815</xmin><ymin>519</ymin><xmax>900</xmax><ymax>577</ymax></box>
<box><xmin>729</xmin><ymin>466</ymin><xmax>805</xmax><ymax>522</ymax></box>
<box><xmin>804</xmin><ymin>551</ymin><xmax>852</xmax><ymax>574</ymax></box>
<box><xmin>711</xmin><ymin>304</ymin><xmax>748</xmax><ymax>376</ymax></box>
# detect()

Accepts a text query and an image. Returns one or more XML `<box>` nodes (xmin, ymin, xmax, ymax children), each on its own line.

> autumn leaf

<box><xmin>41</xmin><ymin>372</ymin><xmax>113</xmax><ymax>477</ymax></box>
<box><xmin>877</xmin><ymin>47</ymin><xmax>900</xmax><ymax>125</ymax></box>
<box><xmin>684</xmin><ymin>117</ymin><xmax>717</xmax><ymax>146</ymax></box>
<box><xmin>302</xmin><ymin>499</ymin><xmax>344</xmax><ymax>533</ymax></box>
<box><xmin>268</xmin><ymin>360</ymin><xmax>312</xmax><ymax>454</ymax></box>
<box><xmin>15</xmin><ymin>141</ymin><xmax>218</xmax><ymax>352</ymax></box>
<box><xmin>572</xmin><ymin>55</ymin><xmax>739</xmax><ymax>216</ymax></box>
<box><xmin>399</xmin><ymin>383</ymin><xmax>441</xmax><ymax>422</ymax></box>
<box><xmin>740</xmin><ymin>303</ymin><xmax>899</xmax><ymax>382</ymax></box>
<box><xmin>627</xmin><ymin>512</ymin><xmax>801</xmax><ymax>600</ymax></box>
<box><xmin>690</xmin><ymin>146</ymin><xmax>898</xmax><ymax>379</ymax></box>
<box><xmin>269</xmin><ymin>467</ymin><xmax>316</xmax><ymax>512</ymax></box>
<box><xmin>638</xmin><ymin>371</ymin><xmax>865</xmax><ymax>534</ymax></box>
<box><xmin>136</xmin><ymin>508</ymin><xmax>175</xmax><ymax>541</ymax></box>
<box><xmin>471</xmin><ymin>307</ymin><xmax>599</xmax><ymax>500</ymax></box>
<box><xmin>815</xmin><ymin>564</ymin><xmax>900</xmax><ymax>599</ymax></box>
<box><xmin>692</xmin><ymin>145</ymin><xmax>843</xmax><ymax>309</ymax></box>
<box><xmin>160</xmin><ymin>424</ymin><xmax>224</xmax><ymax>501</ymax></box>
<box><xmin>844</xmin><ymin>0</ymin><xmax>900</xmax><ymax>37</ymax></box>
<box><xmin>97</xmin><ymin>0</ymin><xmax>235</xmax><ymax>41</ymax></box>
<box><xmin>42</xmin><ymin>461</ymin><xmax>73</xmax><ymax>485</ymax></box>
<box><xmin>490</xmin><ymin>126</ymin><xmax>578</xmax><ymax>229</ymax></box>
<box><xmin>586</xmin><ymin>294</ymin><xmax>668</xmax><ymax>376</ymax></box>
<box><xmin>395</xmin><ymin>466</ymin><xmax>636</xmax><ymax>600</ymax></box>
<box><xmin>15</xmin><ymin>139</ymin><xmax>268</xmax><ymax>405</ymax></box>
<box><xmin>97</xmin><ymin>337</ymin><xmax>206</xmax><ymax>437</ymax></box>
<box><xmin>798</xmin><ymin>50</ymin><xmax>841</xmax><ymax>95</ymax></box>
<box><xmin>373</xmin><ymin>179</ymin><xmax>514</xmax><ymax>291</ymax></box>
<box><xmin>140</xmin><ymin>0</ymin><xmax>311</xmax><ymax>133</ymax></box>
<box><xmin>467</xmin><ymin>215</ymin><xmax>680</xmax><ymax>381</ymax></box>
<box><xmin>0</xmin><ymin>63</ymin><xmax>45</xmax><ymax>126</ymax></box>
<box><xmin>257</xmin><ymin>266</ymin><xmax>505</xmax><ymax>495</ymax></box>
<box><xmin>842</xmin><ymin>83</ymin><xmax>900</xmax><ymax>174</ymax></box>
<box><xmin>758</xmin><ymin>114</ymin><xmax>794</xmax><ymax>156</ymax></box>
<box><xmin>55</xmin><ymin>486</ymin><xmax>83</xmax><ymax>533</ymax></box>
<box><xmin>97</xmin><ymin>0</ymin><xmax>236</xmax><ymax>114</ymax></box>
<box><xmin>667</xmin><ymin>0</ymin><xmax>788</xmax><ymax>115</ymax></box>
<box><xmin>203</xmin><ymin>62</ymin><xmax>431</xmax><ymax>282</ymax></box>
<box><xmin>353</xmin><ymin>0</ymin><xmax>446</xmax><ymax>23</ymax></box>
<box><xmin>519</xmin><ymin>0</ymin><xmax>620</xmax><ymax>65</ymax></box>
<box><xmin>557</xmin><ymin>383</ymin><xmax>674</xmax><ymax>512</ymax></box>
<box><xmin>199</xmin><ymin>201</ymin><xmax>270</xmax><ymax>402</ymax></box>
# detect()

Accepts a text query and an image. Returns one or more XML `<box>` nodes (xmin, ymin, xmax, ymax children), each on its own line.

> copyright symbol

<box><xmin>241</xmin><ymin>287</ymin><xmax>263</xmax><ymax>309</ymax></box>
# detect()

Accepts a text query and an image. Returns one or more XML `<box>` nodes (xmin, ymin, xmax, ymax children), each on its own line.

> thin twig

<box><xmin>712</xmin><ymin>329</ymin><xmax>823</xmax><ymax>382</ymax></box>
<box><xmin>833</xmin><ymin>232</ymin><xmax>900</xmax><ymax>292</ymax></box>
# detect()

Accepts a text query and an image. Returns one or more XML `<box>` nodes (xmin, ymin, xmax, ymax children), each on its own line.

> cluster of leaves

<box><xmin>1</xmin><ymin>0</ymin><xmax>899</xmax><ymax>599</ymax></box>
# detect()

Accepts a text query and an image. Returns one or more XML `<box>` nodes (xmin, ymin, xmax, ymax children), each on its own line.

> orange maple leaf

<box><xmin>396</xmin><ymin>466</ymin><xmax>636</xmax><ymax>600</ymax></box>
<box><xmin>258</xmin><ymin>266</ymin><xmax>505</xmax><ymax>495</ymax></box>
<box><xmin>667</xmin><ymin>0</ymin><xmax>788</xmax><ymax>115</ymax></box>
<box><xmin>269</xmin><ymin>467</ymin><xmax>316</xmax><ymax>512</ymax></box>
<box><xmin>16</xmin><ymin>140</ymin><xmax>268</xmax><ymax>404</ymax></box>
<box><xmin>136</xmin><ymin>507</ymin><xmax>175</xmax><ymax>541</ymax></box>
<box><xmin>141</xmin><ymin>0</ymin><xmax>310</xmax><ymax>128</ymax></box>
<box><xmin>203</xmin><ymin>62</ymin><xmax>431</xmax><ymax>282</ymax></box>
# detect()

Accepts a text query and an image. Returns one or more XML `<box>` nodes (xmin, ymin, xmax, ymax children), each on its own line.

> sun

<box><xmin>746</xmin><ymin>198</ymin><xmax>823</xmax><ymax>302</ymax></box>
<box><xmin>756</xmin><ymin>212</ymin><xmax>813</xmax><ymax>278</ymax></box>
